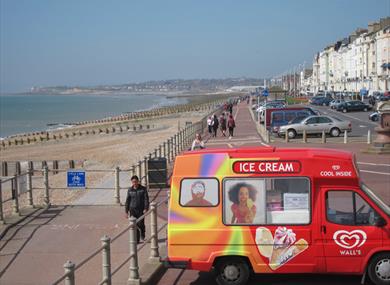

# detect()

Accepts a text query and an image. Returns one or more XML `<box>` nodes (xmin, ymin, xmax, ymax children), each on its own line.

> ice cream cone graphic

<box><xmin>255</xmin><ymin>226</ymin><xmax>309</xmax><ymax>270</ymax></box>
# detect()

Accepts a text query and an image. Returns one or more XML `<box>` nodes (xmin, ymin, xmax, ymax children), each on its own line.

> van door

<box><xmin>321</xmin><ymin>188</ymin><xmax>384</xmax><ymax>273</ymax></box>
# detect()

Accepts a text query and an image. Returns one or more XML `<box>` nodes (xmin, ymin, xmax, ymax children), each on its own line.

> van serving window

<box><xmin>223</xmin><ymin>177</ymin><xmax>310</xmax><ymax>225</ymax></box>
<box><xmin>179</xmin><ymin>178</ymin><xmax>219</xmax><ymax>207</ymax></box>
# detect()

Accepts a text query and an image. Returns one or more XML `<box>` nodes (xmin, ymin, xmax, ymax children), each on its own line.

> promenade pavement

<box><xmin>1</xmin><ymin>100</ymin><xmax>388</xmax><ymax>285</ymax></box>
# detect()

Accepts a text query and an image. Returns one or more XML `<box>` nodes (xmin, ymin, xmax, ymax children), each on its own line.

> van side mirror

<box><xmin>375</xmin><ymin>216</ymin><xmax>387</xmax><ymax>227</ymax></box>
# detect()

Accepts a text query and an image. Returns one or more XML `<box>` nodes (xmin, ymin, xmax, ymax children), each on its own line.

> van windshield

<box><xmin>361</xmin><ymin>183</ymin><xmax>390</xmax><ymax>216</ymax></box>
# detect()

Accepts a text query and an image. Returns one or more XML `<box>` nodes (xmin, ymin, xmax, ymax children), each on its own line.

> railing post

<box><xmin>114</xmin><ymin>167</ymin><xmax>120</xmax><ymax>204</ymax></box>
<box><xmin>144</xmin><ymin>157</ymin><xmax>148</xmax><ymax>187</ymax></box>
<box><xmin>321</xmin><ymin>130</ymin><xmax>326</xmax><ymax>144</ymax></box>
<box><xmin>163</xmin><ymin>142</ymin><xmax>167</xmax><ymax>159</ymax></box>
<box><xmin>138</xmin><ymin>161</ymin><xmax>142</xmax><ymax>182</ymax></box>
<box><xmin>64</xmin><ymin>260</ymin><xmax>75</xmax><ymax>285</ymax></box>
<box><xmin>158</xmin><ymin>145</ymin><xmax>162</xmax><ymax>157</ymax></box>
<box><xmin>12</xmin><ymin>176</ymin><xmax>20</xmax><ymax>216</ymax></box>
<box><xmin>344</xmin><ymin>130</ymin><xmax>348</xmax><ymax>144</ymax></box>
<box><xmin>101</xmin><ymin>235</ymin><xmax>112</xmax><ymax>285</ymax></box>
<box><xmin>149</xmin><ymin>202</ymin><xmax>160</xmax><ymax>263</ymax></box>
<box><xmin>367</xmin><ymin>129</ymin><xmax>371</xmax><ymax>144</ymax></box>
<box><xmin>0</xmin><ymin>180</ymin><xmax>4</xmax><ymax>224</ymax></box>
<box><xmin>128</xmin><ymin>217</ymin><xmax>141</xmax><ymax>285</ymax></box>
<box><xmin>43</xmin><ymin>166</ymin><xmax>50</xmax><ymax>206</ymax></box>
<box><xmin>302</xmin><ymin>130</ymin><xmax>307</xmax><ymax>143</ymax></box>
<box><xmin>27</xmin><ymin>167</ymin><xmax>34</xmax><ymax>207</ymax></box>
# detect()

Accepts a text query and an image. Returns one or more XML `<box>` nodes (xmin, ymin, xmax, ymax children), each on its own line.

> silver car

<box><xmin>278</xmin><ymin>115</ymin><xmax>352</xmax><ymax>139</ymax></box>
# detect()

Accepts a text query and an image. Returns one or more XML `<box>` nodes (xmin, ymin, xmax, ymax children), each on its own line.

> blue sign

<box><xmin>262</xmin><ymin>89</ymin><xmax>269</xmax><ymax>97</ymax></box>
<box><xmin>67</xmin><ymin>171</ymin><xmax>86</xmax><ymax>188</ymax></box>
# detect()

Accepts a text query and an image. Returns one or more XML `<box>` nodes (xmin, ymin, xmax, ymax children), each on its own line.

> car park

<box><xmin>336</xmin><ymin>100</ymin><xmax>372</xmax><ymax>113</ymax></box>
<box><xmin>278</xmin><ymin>115</ymin><xmax>352</xmax><ymax>139</ymax></box>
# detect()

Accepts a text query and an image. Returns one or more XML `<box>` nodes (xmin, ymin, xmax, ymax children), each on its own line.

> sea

<box><xmin>0</xmin><ymin>93</ymin><xmax>188</xmax><ymax>138</ymax></box>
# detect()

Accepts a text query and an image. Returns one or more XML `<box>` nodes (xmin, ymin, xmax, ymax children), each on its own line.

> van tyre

<box><xmin>368</xmin><ymin>252</ymin><xmax>390</xmax><ymax>285</ymax></box>
<box><xmin>215</xmin><ymin>257</ymin><xmax>250</xmax><ymax>285</ymax></box>
<box><xmin>287</xmin><ymin>129</ymin><xmax>297</xmax><ymax>139</ymax></box>
<box><xmin>330</xmin><ymin>127</ymin><xmax>340</xmax><ymax>137</ymax></box>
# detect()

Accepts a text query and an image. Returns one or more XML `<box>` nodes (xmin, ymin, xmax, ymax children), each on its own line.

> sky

<box><xmin>1</xmin><ymin>0</ymin><xmax>389</xmax><ymax>93</ymax></box>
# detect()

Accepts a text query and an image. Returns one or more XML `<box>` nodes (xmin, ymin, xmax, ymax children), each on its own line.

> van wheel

<box><xmin>287</xmin><ymin>129</ymin><xmax>297</xmax><ymax>139</ymax></box>
<box><xmin>368</xmin><ymin>253</ymin><xmax>390</xmax><ymax>285</ymax></box>
<box><xmin>322</xmin><ymin>102</ymin><xmax>327</xmax><ymax>106</ymax></box>
<box><xmin>215</xmin><ymin>257</ymin><xmax>250</xmax><ymax>285</ymax></box>
<box><xmin>364</xmin><ymin>107</ymin><xmax>368</xmax><ymax>112</ymax></box>
<box><xmin>343</xmin><ymin>109</ymin><xmax>347</xmax><ymax>113</ymax></box>
<box><xmin>330</xmin><ymin>127</ymin><xmax>340</xmax><ymax>137</ymax></box>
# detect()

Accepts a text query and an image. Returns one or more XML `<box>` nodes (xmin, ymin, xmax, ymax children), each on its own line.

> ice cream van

<box><xmin>165</xmin><ymin>147</ymin><xmax>390</xmax><ymax>285</ymax></box>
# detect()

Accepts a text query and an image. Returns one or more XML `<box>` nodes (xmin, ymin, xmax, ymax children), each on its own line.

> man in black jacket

<box><xmin>125</xmin><ymin>175</ymin><xmax>149</xmax><ymax>242</ymax></box>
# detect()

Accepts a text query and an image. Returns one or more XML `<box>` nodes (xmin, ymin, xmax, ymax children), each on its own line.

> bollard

<box><xmin>344</xmin><ymin>130</ymin><xmax>348</xmax><ymax>144</ymax></box>
<box><xmin>266</xmin><ymin>130</ymin><xmax>270</xmax><ymax>144</ymax></box>
<box><xmin>367</xmin><ymin>129</ymin><xmax>371</xmax><ymax>144</ymax></box>
<box><xmin>321</xmin><ymin>130</ymin><xmax>326</xmax><ymax>143</ymax></box>
<box><xmin>101</xmin><ymin>235</ymin><xmax>112</xmax><ymax>285</ymax></box>
<box><xmin>114</xmin><ymin>167</ymin><xmax>120</xmax><ymax>204</ymax></box>
<box><xmin>12</xmin><ymin>176</ymin><xmax>20</xmax><ymax>215</ymax></box>
<box><xmin>128</xmin><ymin>217</ymin><xmax>141</xmax><ymax>285</ymax></box>
<box><xmin>0</xmin><ymin>180</ymin><xmax>4</xmax><ymax>224</ymax></box>
<box><xmin>154</xmin><ymin>148</ymin><xmax>158</xmax><ymax>158</ymax></box>
<box><xmin>43</xmin><ymin>166</ymin><xmax>50</xmax><ymax>206</ymax></box>
<box><xmin>149</xmin><ymin>202</ymin><xmax>160</xmax><ymax>263</ymax></box>
<box><xmin>27</xmin><ymin>167</ymin><xmax>34</xmax><ymax>207</ymax></box>
<box><xmin>285</xmin><ymin>133</ymin><xmax>289</xmax><ymax>143</ymax></box>
<box><xmin>302</xmin><ymin>130</ymin><xmax>307</xmax><ymax>143</ymax></box>
<box><xmin>64</xmin><ymin>260</ymin><xmax>75</xmax><ymax>285</ymax></box>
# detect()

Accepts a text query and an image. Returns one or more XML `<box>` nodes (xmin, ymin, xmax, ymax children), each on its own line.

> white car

<box><xmin>278</xmin><ymin>115</ymin><xmax>352</xmax><ymax>139</ymax></box>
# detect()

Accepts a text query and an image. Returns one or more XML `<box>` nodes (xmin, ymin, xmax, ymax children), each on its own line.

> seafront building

<box><xmin>277</xmin><ymin>17</ymin><xmax>390</xmax><ymax>95</ymax></box>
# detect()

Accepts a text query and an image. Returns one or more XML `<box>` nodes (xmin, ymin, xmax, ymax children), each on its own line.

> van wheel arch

<box><xmin>213</xmin><ymin>256</ymin><xmax>253</xmax><ymax>285</ymax></box>
<box><xmin>367</xmin><ymin>251</ymin><xmax>390</xmax><ymax>285</ymax></box>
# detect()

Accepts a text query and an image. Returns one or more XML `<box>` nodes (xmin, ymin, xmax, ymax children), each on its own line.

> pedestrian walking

<box><xmin>219</xmin><ymin>113</ymin><xmax>227</xmax><ymax>137</ymax></box>
<box><xmin>227</xmin><ymin>114</ymin><xmax>236</xmax><ymax>139</ymax></box>
<box><xmin>207</xmin><ymin>116</ymin><xmax>213</xmax><ymax>135</ymax></box>
<box><xmin>228</xmin><ymin>103</ymin><xmax>233</xmax><ymax>114</ymax></box>
<box><xmin>125</xmin><ymin>175</ymin><xmax>149</xmax><ymax>243</ymax></box>
<box><xmin>212</xmin><ymin>114</ymin><xmax>219</xmax><ymax>137</ymax></box>
<box><xmin>191</xmin><ymin>133</ymin><xmax>205</xmax><ymax>150</ymax></box>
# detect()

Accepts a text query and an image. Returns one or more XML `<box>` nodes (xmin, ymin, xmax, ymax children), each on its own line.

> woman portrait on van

<box><xmin>228</xmin><ymin>182</ymin><xmax>257</xmax><ymax>224</ymax></box>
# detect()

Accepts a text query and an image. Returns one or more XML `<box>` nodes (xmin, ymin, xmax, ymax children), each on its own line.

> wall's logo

<box><xmin>333</xmin><ymin>230</ymin><xmax>367</xmax><ymax>249</ymax></box>
<box><xmin>332</xmin><ymin>165</ymin><xmax>340</xmax><ymax>171</ymax></box>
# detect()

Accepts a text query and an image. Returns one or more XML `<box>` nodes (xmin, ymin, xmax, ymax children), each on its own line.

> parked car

<box><xmin>329</xmin><ymin>99</ymin><xmax>345</xmax><ymax>109</ymax></box>
<box><xmin>278</xmin><ymin>115</ymin><xmax>352</xmax><ymax>139</ymax></box>
<box><xmin>377</xmin><ymin>93</ymin><xmax>390</xmax><ymax>102</ymax></box>
<box><xmin>336</xmin><ymin>100</ymin><xmax>372</xmax><ymax>113</ymax></box>
<box><xmin>369</xmin><ymin>112</ymin><xmax>379</xmax><ymax>122</ymax></box>
<box><xmin>310</xmin><ymin>96</ymin><xmax>333</xmax><ymax>106</ymax></box>
<box><xmin>256</xmin><ymin>102</ymin><xmax>286</xmax><ymax>113</ymax></box>
<box><xmin>270</xmin><ymin>109</ymin><xmax>316</xmax><ymax>133</ymax></box>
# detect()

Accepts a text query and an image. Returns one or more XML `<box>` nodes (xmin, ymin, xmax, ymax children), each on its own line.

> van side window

<box><xmin>326</xmin><ymin>191</ymin><xmax>380</xmax><ymax>226</ymax></box>
<box><xmin>180</xmin><ymin>178</ymin><xmax>219</xmax><ymax>207</ymax></box>
<box><xmin>223</xmin><ymin>177</ymin><xmax>310</xmax><ymax>225</ymax></box>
